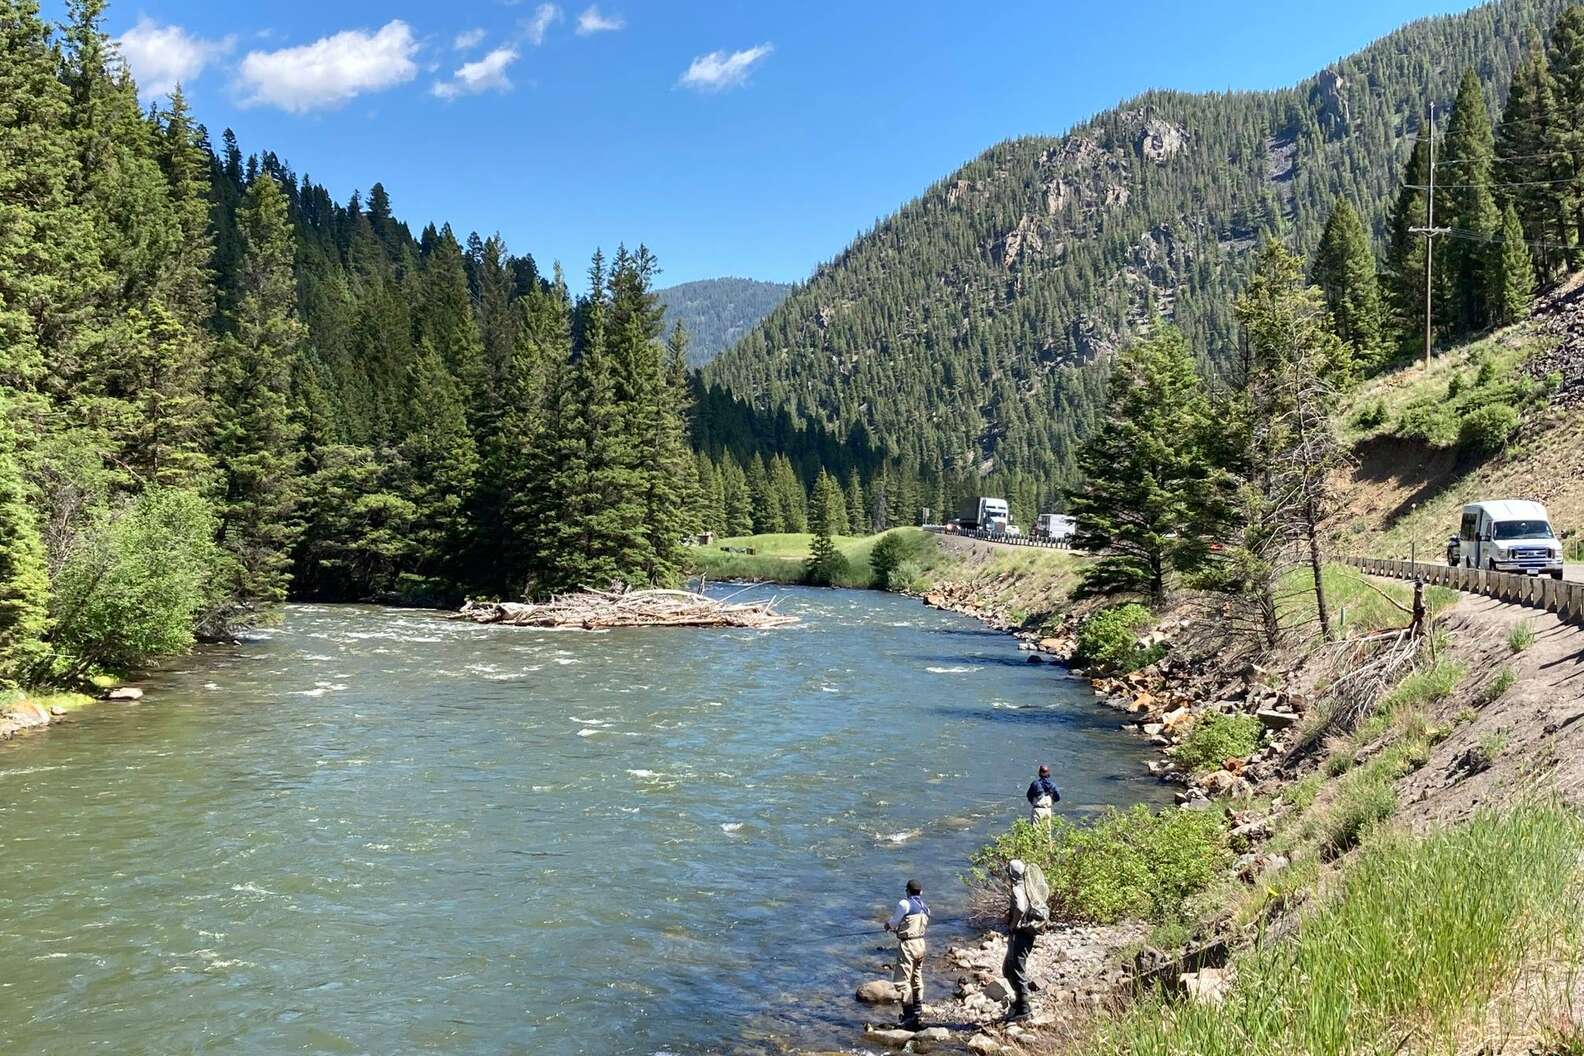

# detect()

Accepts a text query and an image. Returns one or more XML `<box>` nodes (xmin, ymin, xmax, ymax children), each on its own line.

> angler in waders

<box><xmin>1026</xmin><ymin>764</ymin><xmax>1059</xmax><ymax>826</ymax></box>
<box><xmin>1002</xmin><ymin>858</ymin><xmax>1049</xmax><ymax>1022</ymax></box>
<box><xmin>884</xmin><ymin>879</ymin><xmax>929</xmax><ymax>1029</ymax></box>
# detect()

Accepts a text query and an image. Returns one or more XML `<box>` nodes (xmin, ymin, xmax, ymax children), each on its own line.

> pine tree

<box><xmin>1497</xmin><ymin>31</ymin><xmax>1570</xmax><ymax>276</ymax></box>
<box><xmin>804</xmin><ymin>469</ymin><xmax>848</xmax><ymax>586</ymax></box>
<box><xmin>0</xmin><ymin>0</ymin><xmax>93</xmax><ymax>393</ymax></box>
<box><xmin>540</xmin><ymin>252</ymin><xmax>646</xmax><ymax>595</ymax></box>
<box><xmin>1492</xmin><ymin>203</ymin><xmax>1536</xmax><ymax>325</ymax></box>
<box><xmin>0</xmin><ymin>403</ymin><xmax>50</xmax><ymax>686</ymax></box>
<box><xmin>845</xmin><ymin>470</ymin><xmax>868</xmax><ymax>534</ymax></box>
<box><xmin>721</xmin><ymin>455</ymin><xmax>754</xmax><ymax>536</ymax></box>
<box><xmin>1385</xmin><ymin>136</ymin><xmax>1431</xmax><ymax>355</ymax></box>
<box><xmin>1438</xmin><ymin>69</ymin><xmax>1500</xmax><ymax>336</ymax></box>
<box><xmin>1548</xmin><ymin>4</ymin><xmax>1584</xmax><ymax>268</ymax></box>
<box><xmin>1233</xmin><ymin>240</ymin><xmax>1351</xmax><ymax>643</ymax></box>
<box><xmin>1312</xmin><ymin>199</ymin><xmax>1385</xmax><ymax>368</ymax></box>
<box><xmin>211</xmin><ymin>173</ymin><xmax>304</xmax><ymax>611</ymax></box>
<box><xmin>416</xmin><ymin>225</ymin><xmax>487</xmax><ymax>416</ymax></box>
<box><xmin>1068</xmin><ymin>326</ymin><xmax>1225</xmax><ymax>600</ymax></box>
<box><xmin>396</xmin><ymin>342</ymin><xmax>479</xmax><ymax>594</ymax></box>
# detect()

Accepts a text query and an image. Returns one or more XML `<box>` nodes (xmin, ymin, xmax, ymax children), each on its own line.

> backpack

<box><xmin>1020</xmin><ymin>862</ymin><xmax>1051</xmax><ymax>931</ymax></box>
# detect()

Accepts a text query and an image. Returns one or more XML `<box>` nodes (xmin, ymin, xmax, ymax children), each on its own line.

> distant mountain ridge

<box><xmin>656</xmin><ymin>277</ymin><xmax>793</xmax><ymax>366</ymax></box>
<box><xmin>704</xmin><ymin>0</ymin><xmax>1569</xmax><ymax>488</ymax></box>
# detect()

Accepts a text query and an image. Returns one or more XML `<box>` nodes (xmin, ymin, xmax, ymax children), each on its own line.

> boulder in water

<box><xmin>856</xmin><ymin>979</ymin><xmax>900</xmax><ymax>1004</ymax></box>
<box><xmin>103</xmin><ymin>687</ymin><xmax>144</xmax><ymax>702</ymax></box>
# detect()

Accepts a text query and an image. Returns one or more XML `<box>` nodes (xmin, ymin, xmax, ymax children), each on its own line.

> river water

<box><xmin>0</xmin><ymin>587</ymin><xmax>1169</xmax><ymax>1055</ymax></box>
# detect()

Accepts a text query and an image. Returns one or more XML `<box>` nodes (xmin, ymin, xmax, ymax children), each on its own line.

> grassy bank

<box><xmin>688</xmin><ymin>528</ymin><xmax>939</xmax><ymax>589</ymax></box>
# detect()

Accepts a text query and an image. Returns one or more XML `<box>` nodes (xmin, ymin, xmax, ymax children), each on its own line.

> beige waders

<box><xmin>893</xmin><ymin>908</ymin><xmax>928</xmax><ymax>1024</ymax></box>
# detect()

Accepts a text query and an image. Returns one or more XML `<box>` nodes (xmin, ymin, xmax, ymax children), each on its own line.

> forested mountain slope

<box><xmin>705</xmin><ymin>0</ymin><xmax>1568</xmax><ymax>488</ymax></box>
<box><xmin>657</xmin><ymin>278</ymin><xmax>792</xmax><ymax>366</ymax></box>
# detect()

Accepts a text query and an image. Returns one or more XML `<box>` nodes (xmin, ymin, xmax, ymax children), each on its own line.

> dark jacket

<box><xmin>1026</xmin><ymin>777</ymin><xmax>1060</xmax><ymax>805</ymax></box>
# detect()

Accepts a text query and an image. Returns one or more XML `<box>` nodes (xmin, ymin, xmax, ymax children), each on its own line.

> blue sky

<box><xmin>64</xmin><ymin>0</ymin><xmax>1473</xmax><ymax>286</ymax></box>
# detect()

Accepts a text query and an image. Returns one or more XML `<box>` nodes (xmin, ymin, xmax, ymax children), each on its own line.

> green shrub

<box><xmin>1458</xmin><ymin>402</ymin><xmax>1520</xmax><ymax>454</ymax></box>
<box><xmin>1397</xmin><ymin>400</ymin><xmax>1459</xmax><ymax>448</ymax></box>
<box><xmin>886</xmin><ymin>558</ymin><xmax>924</xmax><ymax>592</ymax></box>
<box><xmin>49</xmin><ymin>488</ymin><xmax>223</xmax><ymax>678</ymax></box>
<box><xmin>970</xmin><ymin>806</ymin><xmax>1229</xmax><ymax>924</ymax></box>
<box><xmin>868</xmin><ymin>532</ymin><xmax>908</xmax><ymax>588</ymax></box>
<box><xmin>1072</xmin><ymin>603</ymin><xmax>1155</xmax><ymax>672</ymax></box>
<box><xmin>1508</xmin><ymin>620</ymin><xmax>1536</xmax><ymax>653</ymax></box>
<box><xmin>1352</xmin><ymin>398</ymin><xmax>1388</xmax><ymax>429</ymax></box>
<box><xmin>1172</xmin><ymin>713</ymin><xmax>1264</xmax><ymax>774</ymax></box>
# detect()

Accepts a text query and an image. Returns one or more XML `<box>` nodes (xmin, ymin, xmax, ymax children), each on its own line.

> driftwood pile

<box><xmin>456</xmin><ymin>588</ymin><xmax>798</xmax><ymax>630</ymax></box>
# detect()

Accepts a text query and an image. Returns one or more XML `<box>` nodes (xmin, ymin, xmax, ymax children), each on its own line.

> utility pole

<box><xmin>1411</xmin><ymin>101</ymin><xmax>1450</xmax><ymax>372</ymax></box>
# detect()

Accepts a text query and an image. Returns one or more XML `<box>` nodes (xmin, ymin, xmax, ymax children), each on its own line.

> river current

<box><xmin>0</xmin><ymin>587</ymin><xmax>1169</xmax><ymax>1055</ymax></box>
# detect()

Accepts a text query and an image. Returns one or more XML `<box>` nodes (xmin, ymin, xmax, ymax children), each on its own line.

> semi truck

<box><xmin>956</xmin><ymin>496</ymin><xmax>1010</xmax><ymax>533</ymax></box>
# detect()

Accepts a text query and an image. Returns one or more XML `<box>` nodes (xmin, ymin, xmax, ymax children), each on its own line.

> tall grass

<box><xmin>1091</xmin><ymin>805</ymin><xmax>1584</xmax><ymax>1056</ymax></box>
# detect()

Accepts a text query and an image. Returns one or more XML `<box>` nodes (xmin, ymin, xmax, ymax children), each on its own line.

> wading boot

<box><xmin>899</xmin><ymin>1002</ymin><xmax>922</xmax><ymax>1031</ymax></box>
<box><xmin>1005</xmin><ymin>1001</ymin><xmax>1032</xmax><ymax>1024</ymax></box>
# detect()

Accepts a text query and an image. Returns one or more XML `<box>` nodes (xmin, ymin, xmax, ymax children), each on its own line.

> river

<box><xmin>0</xmin><ymin>587</ymin><xmax>1169</xmax><ymax>1055</ymax></box>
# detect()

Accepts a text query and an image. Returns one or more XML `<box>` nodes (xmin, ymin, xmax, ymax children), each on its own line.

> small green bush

<box><xmin>1172</xmin><ymin>713</ymin><xmax>1264</xmax><ymax>774</ymax></box>
<box><xmin>1379</xmin><ymin>658</ymin><xmax>1464</xmax><ymax>713</ymax></box>
<box><xmin>867</xmin><ymin>532</ymin><xmax>908</xmax><ymax>588</ymax></box>
<box><xmin>1508</xmin><ymin>620</ymin><xmax>1536</xmax><ymax>654</ymax></box>
<box><xmin>886</xmin><ymin>558</ymin><xmax>923</xmax><ymax>592</ymax></box>
<box><xmin>1397</xmin><ymin>401</ymin><xmax>1460</xmax><ymax>448</ymax></box>
<box><xmin>970</xmin><ymin>806</ymin><xmax>1229</xmax><ymax>924</ymax></box>
<box><xmin>1072</xmin><ymin>603</ymin><xmax>1155</xmax><ymax>672</ymax></box>
<box><xmin>1458</xmin><ymin>402</ymin><xmax>1520</xmax><ymax>454</ymax></box>
<box><xmin>1353</xmin><ymin>398</ymin><xmax>1388</xmax><ymax>429</ymax></box>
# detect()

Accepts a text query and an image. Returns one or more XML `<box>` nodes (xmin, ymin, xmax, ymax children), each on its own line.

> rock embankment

<box><xmin>1</xmin><ymin>687</ymin><xmax>140</xmax><ymax>741</ymax></box>
<box><xmin>843</xmin><ymin>923</ymin><xmax>1148</xmax><ymax>1054</ymax></box>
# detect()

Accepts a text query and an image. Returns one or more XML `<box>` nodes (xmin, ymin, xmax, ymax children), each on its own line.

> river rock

<box><xmin>1255</xmin><ymin>708</ymin><xmax>1298</xmax><ymax>730</ymax></box>
<box><xmin>982</xmin><ymin>978</ymin><xmax>1012</xmax><ymax>1002</ymax></box>
<box><xmin>862</xmin><ymin>1026</ymin><xmax>915</xmax><ymax>1049</ymax></box>
<box><xmin>103</xmin><ymin>687</ymin><xmax>144</xmax><ymax>702</ymax></box>
<box><xmin>0</xmin><ymin>719</ymin><xmax>21</xmax><ymax>740</ymax></box>
<box><xmin>1025</xmin><ymin>653</ymin><xmax>1044</xmax><ymax>664</ymax></box>
<box><xmin>966</xmin><ymin>1034</ymin><xmax>1003</xmax><ymax>1055</ymax></box>
<box><xmin>856</xmin><ymin>980</ymin><xmax>900</xmax><ymax>1005</ymax></box>
<box><xmin>1182</xmin><ymin>967</ymin><xmax>1232</xmax><ymax>1005</ymax></box>
<box><xmin>911</xmin><ymin>1027</ymin><xmax>952</xmax><ymax>1052</ymax></box>
<box><xmin>4</xmin><ymin>700</ymin><xmax>51</xmax><ymax>728</ymax></box>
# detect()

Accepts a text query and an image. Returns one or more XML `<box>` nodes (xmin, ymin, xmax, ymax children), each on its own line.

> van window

<box><xmin>1491</xmin><ymin>520</ymin><xmax>1554</xmax><ymax>540</ymax></box>
<box><xmin>1461</xmin><ymin>512</ymin><xmax>1477</xmax><ymax>540</ymax></box>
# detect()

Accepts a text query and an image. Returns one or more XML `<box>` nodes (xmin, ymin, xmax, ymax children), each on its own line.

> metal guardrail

<box><xmin>924</xmin><ymin>525</ymin><xmax>1079</xmax><ymax>550</ymax></box>
<box><xmin>1346</xmin><ymin>555</ymin><xmax>1584</xmax><ymax>625</ymax></box>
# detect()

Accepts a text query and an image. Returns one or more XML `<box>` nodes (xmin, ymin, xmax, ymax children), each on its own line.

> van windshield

<box><xmin>1492</xmin><ymin>520</ymin><xmax>1554</xmax><ymax>540</ymax></box>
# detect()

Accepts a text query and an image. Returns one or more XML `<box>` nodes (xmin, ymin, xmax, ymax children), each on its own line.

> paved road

<box><xmin>1569</xmin><ymin>563</ymin><xmax>1584</xmax><ymax>583</ymax></box>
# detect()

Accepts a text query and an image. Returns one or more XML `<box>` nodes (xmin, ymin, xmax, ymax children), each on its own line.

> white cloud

<box><xmin>678</xmin><ymin>43</ymin><xmax>773</xmax><ymax>92</ymax></box>
<box><xmin>454</xmin><ymin>28</ymin><xmax>486</xmax><ymax>51</ymax></box>
<box><xmin>576</xmin><ymin>5</ymin><xmax>624</xmax><ymax>35</ymax></box>
<box><xmin>239</xmin><ymin>21</ymin><xmax>419</xmax><ymax>113</ymax></box>
<box><xmin>114</xmin><ymin>18</ymin><xmax>234</xmax><ymax>98</ymax></box>
<box><xmin>432</xmin><ymin>47</ymin><xmax>520</xmax><ymax>100</ymax></box>
<box><xmin>525</xmin><ymin>4</ymin><xmax>563</xmax><ymax>45</ymax></box>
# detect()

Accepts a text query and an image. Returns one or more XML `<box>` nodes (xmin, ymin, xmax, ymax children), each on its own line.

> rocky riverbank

<box><xmin>1</xmin><ymin>687</ymin><xmax>139</xmax><ymax>742</ymax></box>
<box><xmin>838</xmin><ymin>922</ymin><xmax>1148</xmax><ymax>1055</ymax></box>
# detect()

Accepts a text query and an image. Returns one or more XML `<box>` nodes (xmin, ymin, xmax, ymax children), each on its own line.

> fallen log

<box><xmin>455</xmin><ymin>588</ymin><xmax>798</xmax><ymax>630</ymax></box>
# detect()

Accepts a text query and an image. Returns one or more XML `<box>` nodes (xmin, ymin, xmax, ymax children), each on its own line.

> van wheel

<box><xmin>1553</xmin><ymin>571</ymin><xmax>1565</xmax><ymax>581</ymax></box>
<box><xmin>1487</xmin><ymin>559</ymin><xmax>1497</xmax><ymax>571</ymax></box>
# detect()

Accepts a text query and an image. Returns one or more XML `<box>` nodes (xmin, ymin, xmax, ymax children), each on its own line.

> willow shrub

<box><xmin>1171</xmin><ymin>714</ymin><xmax>1263</xmax><ymax>774</ymax></box>
<box><xmin>1091</xmin><ymin>805</ymin><xmax>1584</xmax><ymax>1056</ymax></box>
<box><xmin>1072</xmin><ymin>604</ymin><xmax>1159</xmax><ymax>673</ymax></box>
<box><xmin>970</xmin><ymin>807</ymin><xmax>1229</xmax><ymax>924</ymax></box>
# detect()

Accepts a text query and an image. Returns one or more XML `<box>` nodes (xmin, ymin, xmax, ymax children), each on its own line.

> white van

<box><xmin>1452</xmin><ymin>500</ymin><xmax>1564</xmax><ymax>579</ymax></box>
